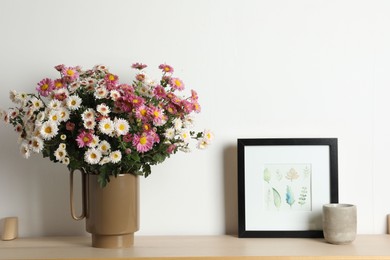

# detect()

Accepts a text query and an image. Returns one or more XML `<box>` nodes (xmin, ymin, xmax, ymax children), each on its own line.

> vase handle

<box><xmin>70</xmin><ymin>169</ymin><xmax>87</xmax><ymax>220</ymax></box>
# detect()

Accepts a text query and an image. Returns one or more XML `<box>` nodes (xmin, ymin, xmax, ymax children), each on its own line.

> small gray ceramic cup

<box><xmin>322</xmin><ymin>204</ymin><xmax>356</xmax><ymax>245</ymax></box>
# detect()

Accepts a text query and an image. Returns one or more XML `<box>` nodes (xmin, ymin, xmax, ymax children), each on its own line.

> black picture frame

<box><xmin>237</xmin><ymin>138</ymin><xmax>338</xmax><ymax>238</ymax></box>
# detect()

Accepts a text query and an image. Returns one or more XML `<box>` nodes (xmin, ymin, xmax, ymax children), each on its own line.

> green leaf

<box><xmin>272</xmin><ymin>188</ymin><xmax>281</xmax><ymax>209</ymax></box>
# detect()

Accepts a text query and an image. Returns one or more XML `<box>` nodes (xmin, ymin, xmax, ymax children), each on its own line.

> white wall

<box><xmin>1</xmin><ymin>0</ymin><xmax>390</xmax><ymax>237</ymax></box>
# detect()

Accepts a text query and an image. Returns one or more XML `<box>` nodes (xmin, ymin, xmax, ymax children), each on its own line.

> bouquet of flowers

<box><xmin>1</xmin><ymin>63</ymin><xmax>213</xmax><ymax>186</ymax></box>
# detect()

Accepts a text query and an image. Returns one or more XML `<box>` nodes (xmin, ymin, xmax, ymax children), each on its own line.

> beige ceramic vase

<box><xmin>70</xmin><ymin>171</ymin><xmax>139</xmax><ymax>248</ymax></box>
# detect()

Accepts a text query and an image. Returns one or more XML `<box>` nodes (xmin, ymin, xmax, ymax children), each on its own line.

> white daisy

<box><xmin>83</xmin><ymin>119</ymin><xmax>96</xmax><ymax>130</ymax></box>
<box><xmin>40</xmin><ymin>121</ymin><xmax>58</xmax><ymax>140</ymax></box>
<box><xmin>59</xmin><ymin>143</ymin><xmax>66</xmax><ymax>150</ymax></box>
<box><xmin>9</xmin><ymin>90</ymin><xmax>18</xmax><ymax>103</ymax></box>
<box><xmin>9</xmin><ymin>108</ymin><xmax>19</xmax><ymax>119</ymax></box>
<box><xmin>114</xmin><ymin>118</ymin><xmax>129</xmax><ymax>136</ymax></box>
<box><xmin>30</xmin><ymin>97</ymin><xmax>43</xmax><ymax>111</ymax></box>
<box><xmin>110</xmin><ymin>90</ymin><xmax>121</xmax><ymax>101</ymax></box>
<box><xmin>99</xmin><ymin>156</ymin><xmax>111</xmax><ymax>165</ymax></box>
<box><xmin>88</xmin><ymin>134</ymin><xmax>100</xmax><ymax>148</ymax></box>
<box><xmin>31</xmin><ymin>137</ymin><xmax>44</xmax><ymax>153</ymax></box>
<box><xmin>98</xmin><ymin>118</ymin><xmax>114</xmax><ymax>136</ymax></box>
<box><xmin>173</xmin><ymin>118</ymin><xmax>183</xmax><ymax>130</ymax></box>
<box><xmin>203</xmin><ymin>129</ymin><xmax>214</xmax><ymax>142</ymax></box>
<box><xmin>66</xmin><ymin>95</ymin><xmax>82</xmax><ymax>110</ymax></box>
<box><xmin>48</xmin><ymin>110</ymin><xmax>61</xmax><ymax>123</ymax></box>
<box><xmin>48</xmin><ymin>100</ymin><xmax>62</xmax><ymax>110</ymax></box>
<box><xmin>183</xmin><ymin>115</ymin><xmax>195</xmax><ymax>128</ymax></box>
<box><xmin>96</xmin><ymin>103</ymin><xmax>110</xmax><ymax>116</ymax></box>
<box><xmin>68</xmin><ymin>82</ymin><xmax>80</xmax><ymax>93</ymax></box>
<box><xmin>58</xmin><ymin>108</ymin><xmax>70</xmax><ymax>122</ymax></box>
<box><xmin>54</xmin><ymin>147</ymin><xmax>67</xmax><ymax>161</ymax></box>
<box><xmin>94</xmin><ymin>86</ymin><xmax>108</xmax><ymax>99</ymax></box>
<box><xmin>109</xmin><ymin>150</ymin><xmax>122</xmax><ymax>163</ymax></box>
<box><xmin>84</xmin><ymin>148</ymin><xmax>102</xmax><ymax>165</ymax></box>
<box><xmin>180</xmin><ymin>130</ymin><xmax>191</xmax><ymax>143</ymax></box>
<box><xmin>164</xmin><ymin>128</ymin><xmax>175</xmax><ymax>140</ymax></box>
<box><xmin>98</xmin><ymin>140</ymin><xmax>111</xmax><ymax>155</ymax></box>
<box><xmin>36</xmin><ymin>111</ymin><xmax>46</xmax><ymax>122</ymax></box>
<box><xmin>62</xmin><ymin>157</ymin><xmax>70</xmax><ymax>165</ymax></box>
<box><xmin>82</xmin><ymin>108</ymin><xmax>95</xmax><ymax>121</ymax></box>
<box><xmin>20</xmin><ymin>142</ymin><xmax>31</xmax><ymax>159</ymax></box>
<box><xmin>197</xmin><ymin>139</ymin><xmax>209</xmax><ymax>150</ymax></box>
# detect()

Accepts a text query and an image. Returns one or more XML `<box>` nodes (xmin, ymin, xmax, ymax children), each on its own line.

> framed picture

<box><xmin>237</xmin><ymin>138</ymin><xmax>338</xmax><ymax>238</ymax></box>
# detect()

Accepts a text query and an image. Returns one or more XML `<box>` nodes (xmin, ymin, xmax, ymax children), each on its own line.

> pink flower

<box><xmin>132</xmin><ymin>133</ymin><xmax>153</xmax><ymax>153</ymax></box>
<box><xmin>76</xmin><ymin>131</ymin><xmax>94</xmax><ymax>148</ymax></box>
<box><xmin>193</xmin><ymin>101</ymin><xmax>201</xmax><ymax>113</ymax></box>
<box><xmin>165</xmin><ymin>104</ymin><xmax>178</xmax><ymax>115</ymax></box>
<box><xmin>131</xmin><ymin>63</ymin><xmax>147</xmax><ymax>70</ymax></box>
<box><xmin>123</xmin><ymin>133</ymin><xmax>133</xmax><ymax>143</ymax></box>
<box><xmin>54</xmin><ymin>64</ymin><xmax>65</xmax><ymax>72</ymax></box>
<box><xmin>54</xmin><ymin>78</ymin><xmax>66</xmax><ymax>89</ymax></box>
<box><xmin>36</xmin><ymin>78</ymin><xmax>54</xmax><ymax>97</ymax></box>
<box><xmin>167</xmin><ymin>93</ymin><xmax>182</xmax><ymax>106</ymax></box>
<box><xmin>135</xmin><ymin>105</ymin><xmax>150</xmax><ymax>121</ymax></box>
<box><xmin>62</xmin><ymin>67</ymin><xmax>79</xmax><ymax>82</ymax></box>
<box><xmin>154</xmin><ymin>85</ymin><xmax>166</xmax><ymax>99</ymax></box>
<box><xmin>181</xmin><ymin>100</ymin><xmax>194</xmax><ymax>114</ymax></box>
<box><xmin>105</xmin><ymin>73</ymin><xmax>118</xmax><ymax>84</ymax></box>
<box><xmin>167</xmin><ymin>144</ymin><xmax>176</xmax><ymax>154</ymax></box>
<box><xmin>169</xmin><ymin>77</ymin><xmax>185</xmax><ymax>91</ymax></box>
<box><xmin>158</xmin><ymin>64</ymin><xmax>174</xmax><ymax>73</ymax></box>
<box><xmin>150</xmin><ymin>106</ymin><xmax>165</xmax><ymax>126</ymax></box>
<box><xmin>66</xmin><ymin>121</ymin><xmax>75</xmax><ymax>131</ymax></box>
<box><xmin>191</xmin><ymin>89</ymin><xmax>198</xmax><ymax>101</ymax></box>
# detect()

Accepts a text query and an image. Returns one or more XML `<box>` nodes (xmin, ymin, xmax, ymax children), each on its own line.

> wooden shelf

<box><xmin>1</xmin><ymin>235</ymin><xmax>390</xmax><ymax>259</ymax></box>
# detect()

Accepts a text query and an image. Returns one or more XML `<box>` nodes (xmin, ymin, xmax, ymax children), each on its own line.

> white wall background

<box><xmin>1</xmin><ymin>0</ymin><xmax>390</xmax><ymax>237</ymax></box>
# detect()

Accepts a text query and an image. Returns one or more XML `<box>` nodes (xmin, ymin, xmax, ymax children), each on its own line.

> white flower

<box><xmin>40</xmin><ymin>121</ymin><xmax>58</xmax><ymax>140</ymax></box>
<box><xmin>173</xmin><ymin>118</ymin><xmax>183</xmax><ymax>130</ymax></box>
<box><xmin>68</xmin><ymin>82</ymin><xmax>80</xmax><ymax>93</ymax></box>
<box><xmin>66</xmin><ymin>95</ymin><xmax>82</xmax><ymax>110</ymax></box>
<box><xmin>84</xmin><ymin>148</ymin><xmax>102</xmax><ymax>165</ymax></box>
<box><xmin>62</xmin><ymin>157</ymin><xmax>70</xmax><ymax>165</ymax></box>
<box><xmin>58</xmin><ymin>108</ymin><xmax>70</xmax><ymax>122</ymax></box>
<box><xmin>20</xmin><ymin>142</ymin><xmax>31</xmax><ymax>159</ymax></box>
<box><xmin>31</xmin><ymin>137</ymin><xmax>44</xmax><ymax>153</ymax></box>
<box><xmin>83</xmin><ymin>119</ymin><xmax>96</xmax><ymax>130</ymax></box>
<box><xmin>114</xmin><ymin>118</ymin><xmax>129</xmax><ymax>136</ymax></box>
<box><xmin>164</xmin><ymin>128</ymin><xmax>175</xmax><ymax>140</ymax></box>
<box><xmin>203</xmin><ymin>129</ymin><xmax>214</xmax><ymax>142</ymax></box>
<box><xmin>109</xmin><ymin>150</ymin><xmax>122</xmax><ymax>163</ymax></box>
<box><xmin>183</xmin><ymin>115</ymin><xmax>195</xmax><ymax>128</ymax></box>
<box><xmin>110</xmin><ymin>90</ymin><xmax>121</xmax><ymax>101</ymax></box>
<box><xmin>180</xmin><ymin>130</ymin><xmax>191</xmax><ymax>143</ymax></box>
<box><xmin>88</xmin><ymin>134</ymin><xmax>100</xmax><ymax>148</ymax></box>
<box><xmin>36</xmin><ymin>111</ymin><xmax>46</xmax><ymax>122</ymax></box>
<box><xmin>48</xmin><ymin>100</ymin><xmax>62</xmax><ymax>110</ymax></box>
<box><xmin>94</xmin><ymin>86</ymin><xmax>108</xmax><ymax>99</ymax></box>
<box><xmin>98</xmin><ymin>140</ymin><xmax>111</xmax><ymax>155</ymax></box>
<box><xmin>99</xmin><ymin>156</ymin><xmax>111</xmax><ymax>165</ymax></box>
<box><xmin>59</xmin><ymin>143</ymin><xmax>66</xmax><ymax>150</ymax></box>
<box><xmin>9</xmin><ymin>108</ymin><xmax>19</xmax><ymax>119</ymax></box>
<box><xmin>82</xmin><ymin>108</ymin><xmax>95</xmax><ymax>121</ymax></box>
<box><xmin>9</xmin><ymin>90</ymin><xmax>17</xmax><ymax>103</ymax></box>
<box><xmin>48</xmin><ymin>110</ymin><xmax>61</xmax><ymax>123</ymax></box>
<box><xmin>99</xmin><ymin>118</ymin><xmax>114</xmax><ymax>136</ymax></box>
<box><xmin>96</xmin><ymin>103</ymin><xmax>110</xmax><ymax>116</ymax></box>
<box><xmin>54</xmin><ymin>147</ymin><xmax>67</xmax><ymax>161</ymax></box>
<box><xmin>30</xmin><ymin>97</ymin><xmax>43</xmax><ymax>110</ymax></box>
<box><xmin>197</xmin><ymin>139</ymin><xmax>209</xmax><ymax>150</ymax></box>
<box><xmin>15</xmin><ymin>92</ymin><xmax>28</xmax><ymax>105</ymax></box>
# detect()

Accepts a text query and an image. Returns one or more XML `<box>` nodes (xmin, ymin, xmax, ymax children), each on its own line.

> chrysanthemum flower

<box><xmin>180</xmin><ymin>130</ymin><xmax>191</xmax><ymax>143</ymax></box>
<box><xmin>62</xmin><ymin>67</ymin><xmax>79</xmax><ymax>82</ymax></box>
<box><xmin>36</xmin><ymin>78</ymin><xmax>54</xmax><ymax>97</ymax></box>
<box><xmin>98</xmin><ymin>118</ymin><xmax>114</xmax><ymax>136</ymax></box>
<box><xmin>76</xmin><ymin>131</ymin><xmax>94</xmax><ymax>148</ymax></box>
<box><xmin>30</xmin><ymin>98</ymin><xmax>44</xmax><ymax>111</ymax></box>
<box><xmin>203</xmin><ymin>129</ymin><xmax>214</xmax><ymax>142</ymax></box>
<box><xmin>164</xmin><ymin>128</ymin><xmax>175</xmax><ymax>140</ymax></box>
<box><xmin>54</xmin><ymin>147</ymin><xmax>67</xmax><ymax>161</ymax></box>
<box><xmin>132</xmin><ymin>63</ymin><xmax>147</xmax><ymax>70</ymax></box>
<box><xmin>110</xmin><ymin>90</ymin><xmax>121</xmax><ymax>101</ymax></box>
<box><xmin>54</xmin><ymin>78</ymin><xmax>65</xmax><ymax>89</ymax></box>
<box><xmin>53</xmin><ymin>88</ymin><xmax>69</xmax><ymax>101</ymax></box>
<box><xmin>99</xmin><ymin>156</ymin><xmax>111</xmax><ymax>165</ymax></box>
<box><xmin>48</xmin><ymin>110</ymin><xmax>61</xmax><ymax>123</ymax></box>
<box><xmin>98</xmin><ymin>140</ymin><xmax>111</xmax><ymax>155</ymax></box>
<box><xmin>197</xmin><ymin>139</ymin><xmax>209</xmax><ymax>150</ymax></box>
<box><xmin>151</xmin><ymin>107</ymin><xmax>165</xmax><ymax>126</ymax></box>
<box><xmin>191</xmin><ymin>89</ymin><xmax>199</xmax><ymax>101</ymax></box>
<box><xmin>40</xmin><ymin>121</ymin><xmax>59</xmax><ymax>140</ymax></box>
<box><xmin>114</xmin><ymin>118</ymin><xmax>130</xmax><ymax>136</ymax></box>
<box><xmin>109</xmin><ymin>150</ymin><xmax>122</xmax><ymax>163</ymax></box>
<box><xmin>159</xmin><ymin>64</ymin><xmax>174</xmax><ymax>73</ymax></box>
<box><xmin>88</xmin><ymin>134</ymin><xmax>100</xmax><ymax>148</ymax></box>
<box><xmin>84</xmin><ymin>148</ymin><xmax>102</xmax><ymax>165</ymax></box>
<box><xmin>20</xmin><ymin>142</ymin><xmax>31</xmax><ymax>159</ymax></box>
<box><xmin>48</xmin><ymin>99</ymin><xmax>62</xmax><ymax>110</ymax></box>
<box><xmin>31</xmin><ymin>137</ymin><xmax>44</xmax><ymax>153</ymax></box>
<box><xmin>62</xmin><ymin>157</ymin><xmax>70</xmax><ymax>165</ymax></box>
<box><xmin>132</xmin><ymin>133</ymin><xmax>153</xmax><ymax>153</ymax></box>
<box><xmin>96</xmin><ymin>103</ymin><xmax>110</xmax><ymax>116</ymax></box>
<box><xmin>169</xmin><ymin>77</ymin><xmax>185</xmax><ymax>91</ymax></box>
<box><xmin>135</xmin><ymin>105</ymin><xmax>150</xmax><ymax>121</ymax></box>
<box><xmin>94</xmin><ymin>86</ymin><xmax>108</xmax><ymax>99</ymax></box>
<box><xmin>173</xmin><ymin>118</ymin><xmax>183</xmax><ymax>130</ymax></box>
<box><xmin>58</xmin><ymin>108</ymin><xmax>70</xmax><ymax>122</ymax></box>
<box><xmin>83</xmin><ymin>119</ymin><xmax>96</xmax><ymax>130</ymax></box>
<box><xmin>154</xmin><ymin>85</ymin><xmax>166</xmax><ymax>99</ymax></box>
<box><xmin>82</xmin><ymin>108</ymin><xmax>95</xmax><ymax>121</ymax></box>
<box><xmin>66</xmin><ymin>95</ymin><xmax>82</xmax><ymax>110</ymax></box>
<box><xmin>68</xmin><ymin>82</ymin><xmax>80</xmax><ymax>93</ymax></box>
<box><xmin>193</xmin><ymin>101</ymin><xmax>201</xmax><ymax>113</ymax></box>
<box><xmin>105</xmin><ymin>73</ymin><xmax>118</xmax><ymax>84</ymax></box>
